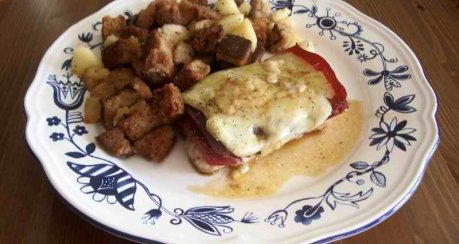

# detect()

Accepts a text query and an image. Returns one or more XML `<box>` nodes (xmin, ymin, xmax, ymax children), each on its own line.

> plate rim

<box><xmin>23</xmin><ymin>0</ymin><xmax>440</xmax><ymax>243</ymax></box>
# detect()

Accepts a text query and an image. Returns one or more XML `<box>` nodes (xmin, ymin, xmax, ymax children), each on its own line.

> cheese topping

<box><xmin>183</xmin><ymin>53</ymin><xmax>334</xmax><ymax>158</ymax></box>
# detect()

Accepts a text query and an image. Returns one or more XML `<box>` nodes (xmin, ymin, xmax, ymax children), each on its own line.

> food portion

<box><xmin>180</xmin><ymin>46</ymin><xmax>348</xmax><ymax>173</ymax></box>
<box><xmin>190</xmin><ymin>101</ymin><xmax>363</xmax><ymax>198</ymax></box>
<box><xmin>71</xmin><ymin>0</ymin><xmax>310</xmax><ymax>163</ymax></box>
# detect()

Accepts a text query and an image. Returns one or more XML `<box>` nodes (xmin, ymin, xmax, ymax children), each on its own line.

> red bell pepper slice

<box><xmin>285</xmin><ymin>45</ymin><xmax>349</xmax><ymax>116</ymax></box>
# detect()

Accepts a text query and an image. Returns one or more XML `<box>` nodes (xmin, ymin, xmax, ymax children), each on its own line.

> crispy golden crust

<box><xmin>216</xmin><ymin>35</ymin><xmax>252</xmax><ymax>67</ymax></box>
<box><xmin>96</xmin><ymin>128</ymin><xmax>133</xmax><ymax>157</ymax></box>
<box><xmin>119</xmin><ymin>100</ymin><xmax>159</xmax><ymax>141</ymax></box>
<box><xmin>102</xmin><ymin>15</ymin><xmax>127</xmax><ymax>40</ymax></box>
<box><xmin>150</xmin><ymin>83</ymin><xmax>185</xmax><ymax>123</ymax></box>
<box><xmin>102</xmin><ymin>37</ymin><xmax>142</xmax><ymax>69</ymax></box>
<box><xmin>134</xmin><ymin>126</ymin><xmax>176</xmax><ymax>161</ymax></box>
<box><xmin>136</xmin><ymin>2</ymin><xmax>157</xmax><ymax>29</ymax></box>
<box><xmin>144</xmin><ymin>30</ymin><xmax>176</xmax><ymax>84</ymax></box>
<box><xmin>102</xmin><ymin>90</ymin><xmax>140</xmax><ymax>128</ymax></box>
<box><xmin>187</xmin><ymin>23</ymin><xmax>224</xmax><ymax>53</ymax></box>
<box><xmin>173</xmin><ymin>59</ymin><xmax>210</xmax><ymax>91</ymax></box>
<box><xmin>120</xmin><ymin>25</ymin><xmax>149</xmax><ymax>43</ymax></box>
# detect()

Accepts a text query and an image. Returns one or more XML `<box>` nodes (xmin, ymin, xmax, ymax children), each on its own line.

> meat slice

<box><xmin>184</xmin><ymin>137</ymin><xmax>225</xmax><ymax>174</ymax></box>
<box><xmin>96</xmin><ymin>128</ymin><xmax>133</xmax><ymax>157</ymax></box>
<box><xmin>173</xmin><ymin>59</ymin><xmax>210</xmax><ymax>91</ymax></box>
<box><xmin>136</xmin><ymin>2</ymin><xmax>157</xmax><ymax>29</ymax></box>
<box><xmin>102</xmin><ymin>15</ymin><xmax>127</xmax><ymax>40</ymax></box>
<box><xmin>102</xmin><ymin>90</ymin><xmax>141</xmax><ymax>128</ymax></box>
<box><xmin>102</xmin><ymin>36</ymin><xmax>142</xmax><ymax>69</ymax></box>
<box><xmin>187</xmin><ymin>23</ymin><xmax>224</xmax><ymax>53</ymax></box>
<box><xmin>134</xmin><ymin>126</ymin><xmax>176</xmax><ymax>161</ymax></box>
<box><xmin>150</xmin><ymin>83</ymin><xmax>185</xmax><ymax>123</ymax></box>
<box><xmin>178</xmin><ymin>112</ymin><xmax>241</xmax><ymax>166</ymax></box>
<box><xmin>216</xmin><ymin>34</ymin><xmax>252</xmax><ymax>66</ymax></box>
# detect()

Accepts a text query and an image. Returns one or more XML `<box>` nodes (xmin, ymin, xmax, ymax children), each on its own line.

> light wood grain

<box><xmin>0</xmin><ymin>0</ymin><xmax>458</xmax><ymax>243</ymax></box>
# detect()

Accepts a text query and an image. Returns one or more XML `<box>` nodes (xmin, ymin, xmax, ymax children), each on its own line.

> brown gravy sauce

<box><xmin>189</xmin><ymin>100</ymin><xmax>363</xmax><ymax>198</ymax></box>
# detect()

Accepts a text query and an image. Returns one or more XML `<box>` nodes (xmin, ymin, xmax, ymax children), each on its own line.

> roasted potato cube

<box><xmin>72</xmin><ymin>46</ymin><xmax>104</xmax><ymax>77</ymax></box>
<box><xmin>82</xmin><ymin>67</ymin><xmax>110</xmax><ymax>91</ymax></box>
<box><xmin>218</xmin><ymin>13</ymin><xmax>244</xmax><ymax>33</ymax></box>
<box><xmin>216</xmin><ymin>0</ymin><xmax>240</xmax><ymax>15</ymax></box>
<box><xmin>173</xmin><ymin>41</ymin><xmax>194</xmax><ymax>65</ymax></box>
<box><xmin>230</xmin><ymin>18</ymin><xmax>257</xmax><ymax>51</ymax></box>
<box><xmin>160</xmin><ymin>24</ymin><xmax>189</xmax><ymax>47</ymax></box>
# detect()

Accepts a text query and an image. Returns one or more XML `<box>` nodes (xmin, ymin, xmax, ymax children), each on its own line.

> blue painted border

<box><xmin>27</xmin><ymin>135</ymin><xmax>438</xmax><ymax>243</ymax></box>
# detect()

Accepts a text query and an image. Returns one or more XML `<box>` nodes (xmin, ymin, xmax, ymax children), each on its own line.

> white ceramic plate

<box><xmin>24</xmin><ymin>0</ymin><xmax>439</xmax><ymax>243</ymax></box>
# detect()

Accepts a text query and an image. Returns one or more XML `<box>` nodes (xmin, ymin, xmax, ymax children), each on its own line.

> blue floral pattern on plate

<box><xmin>43</xmin><ymin>2</ymin><xmax>419</xmax><ymax>236</ymax></box>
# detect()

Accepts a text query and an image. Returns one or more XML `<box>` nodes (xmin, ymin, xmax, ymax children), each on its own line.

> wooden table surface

<box><xmin>1</xmin><ymin>0</ymin><xmax>458</xmax><ymax>243</ymax></box>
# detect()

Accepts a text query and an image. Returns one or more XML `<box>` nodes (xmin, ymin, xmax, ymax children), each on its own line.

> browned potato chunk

<box><xmin>84</xmin><ymin>96</ymin><xmax>102</xmax><ymax>123</ymax></box>
<box><xmin>82</xmin><ymin>67</ymin><xmax>110</xmax><ymax>91</ymax></box>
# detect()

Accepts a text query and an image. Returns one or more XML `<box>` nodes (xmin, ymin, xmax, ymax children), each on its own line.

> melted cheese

<box><xmin>183</xmin><ymin>53</ymin><xmax>334</xmax><ymax>158</ymax></box>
